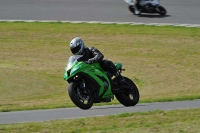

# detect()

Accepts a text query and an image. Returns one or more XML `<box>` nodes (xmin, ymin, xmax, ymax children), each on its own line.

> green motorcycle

<box><xmin>64</xmin><ymin>55</ymin><xmax>140</xmax><ymax>110</ymax></box>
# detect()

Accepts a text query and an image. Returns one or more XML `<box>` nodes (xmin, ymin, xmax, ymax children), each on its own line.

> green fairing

<box><xmin>64</xmin><ymin>56</ymin><xmax>123</xmax><ymax>99</ymax></box>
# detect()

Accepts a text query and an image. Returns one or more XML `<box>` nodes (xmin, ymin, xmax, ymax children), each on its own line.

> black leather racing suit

<box><xmin>135</xmin><ymin>0</ymin><xmax>141</xmax><ymax>9</ymax></box>
<box><xmin>82</xmin><ymin>47</ymin><xmax>117</xmax><ymax>76</ymax></box>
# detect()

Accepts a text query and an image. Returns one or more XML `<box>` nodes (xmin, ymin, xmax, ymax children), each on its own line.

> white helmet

<box><xmin>70</xmin><ymin>37</ymin><xmax>85</xmax><ymax>55</ymax></box>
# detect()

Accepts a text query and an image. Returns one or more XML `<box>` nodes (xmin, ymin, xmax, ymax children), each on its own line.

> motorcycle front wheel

<box><xmin>68</xmin><ymin>82</ymin><xmax>93</xmax><ymax>110</ymax></box>
<box><xmin>115</xmin><ymin>77</ymin><xmax>140</xmax><ymax>106</ymax></box>
<box><xmin>128</xmin><ymin>5</ymin><xmax>136</xmax><ymax>15</ymax></box>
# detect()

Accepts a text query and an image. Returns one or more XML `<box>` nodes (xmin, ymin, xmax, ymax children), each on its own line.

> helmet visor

<box><xmin>71</xmin><ymin>45</ymin><xmax>82</xmax><ymax>55</ymax></box>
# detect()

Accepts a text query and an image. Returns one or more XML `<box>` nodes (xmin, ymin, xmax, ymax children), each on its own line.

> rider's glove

<box><xmin>85</xmin><ymin>59</ymin><xmax>93</xmax><ymax>64</ymax></box>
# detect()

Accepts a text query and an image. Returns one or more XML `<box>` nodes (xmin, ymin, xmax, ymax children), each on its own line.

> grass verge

<box><xmin>0</xmin><ymin>22</ymin><xmax>200</xmax><ymax>112</ymax></box>
<box><xmin>0</xmin><ymin>108</ymin><xmax>199</xmax><ymax>133</ymax></box>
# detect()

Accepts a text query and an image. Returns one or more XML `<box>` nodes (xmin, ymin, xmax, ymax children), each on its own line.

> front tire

<box><xmin>128</xmin><ymin>5</ymin><xmax>136</xmax><ymax>15</ymax></box>
<box><xmin>68</xmin><ymin>82</ymin><xmax>93</xmax><ymax>110</ymax></box>
<box><xmin>115</xmin><ymin>77</ymin><xmax>140</xmax><ymax>106</ymax></box>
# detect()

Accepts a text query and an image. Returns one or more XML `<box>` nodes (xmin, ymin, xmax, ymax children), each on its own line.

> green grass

<box><xmin>0</xmin><ymin>108</ymin><xmax>199</xmax><ymax>133</ymax></box>
<box><xmin>0</xmin><ymin>22</ymin><xmax>200</xmax><ymax>112</ymax></box>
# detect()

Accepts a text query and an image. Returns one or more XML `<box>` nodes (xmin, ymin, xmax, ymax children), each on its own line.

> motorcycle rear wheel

<box><xmin>68</xmin><ymin>82</ymin><xmax>93</xmax><ymax>110</ymax></box>
<box><xmin>158</xmin><ymin>6</ymin><xmax>167</xmax><ymax>15</ymax></box>
<box><xmin>115</xmin><ymin>77</ymin><xmax>140</xmax><ymax>106</ymax></box>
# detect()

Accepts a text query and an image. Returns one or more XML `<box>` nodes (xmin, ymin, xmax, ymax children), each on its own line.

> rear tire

<box><xmin>68</xmin><ymin>82</ymin><xmax>93</xmax><ymax>110</ymax></box>
<box><xmin>157</xmin><ymin>6</ymin><xmax>167</xmax><ymax>15</ymax></box>
<box><xmin>115</xmin><ymin>77</ymin><xmax>140</xmax><ymax>106</ymax></box>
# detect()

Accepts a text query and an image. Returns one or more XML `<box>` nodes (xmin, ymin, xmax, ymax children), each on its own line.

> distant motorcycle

<box><xmin>124</xmin><ymin>0</ymin><xmax>167</xmax><ymax>15</ymax></box>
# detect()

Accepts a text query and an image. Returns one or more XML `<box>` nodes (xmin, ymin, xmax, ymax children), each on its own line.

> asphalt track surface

<box><xmin>0</xmin><ymin>100</ymin><xmax>200</xmax><ymax>124</ymax></box>
<box><xmin>0</xmin><ymin>0</ymin><xmax>200</xmax><ymax>125</ymax></box>
<box><xmin>0</xmin><ymin>0</ymin><xmax>200</xmax><ymax>24</ymax></box>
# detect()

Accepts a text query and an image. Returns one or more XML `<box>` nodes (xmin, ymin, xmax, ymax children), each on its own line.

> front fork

<box><xmin>79</xmin><ymin>77</ymin><xmax>86</xmax><ymax>89</ymax></box>
<box><xmin>74</xmin><ymin>75</ymin><xmax>87</xmax><ymax>93</ymax></box>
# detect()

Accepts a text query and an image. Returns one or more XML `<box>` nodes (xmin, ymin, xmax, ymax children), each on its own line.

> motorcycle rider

<box><xmin>69</xmin><ymin>37</ymin><xmax>122</xmax><ymax>78</ymax></box>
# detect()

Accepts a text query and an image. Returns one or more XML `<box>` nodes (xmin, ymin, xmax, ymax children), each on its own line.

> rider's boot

<box><xmin>134</xmin><ymin>7</ymin><xmax>140</xmax><ymax>15</ymax></box>
<box><xmin>108</xmin><ymin>62</ymin><xmax>125</xmax><ymax>85</ymax></box>
<box><xmin>134</xmin><ymin>1</ymin><xmax>140</xmax><ymax>15</ymax></box>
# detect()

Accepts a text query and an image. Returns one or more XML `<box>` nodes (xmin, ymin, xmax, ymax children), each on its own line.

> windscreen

<box><xmin>65</xmin><ymin>55</ymin><xmax>83</xmax><ymax>71</ymax></box>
